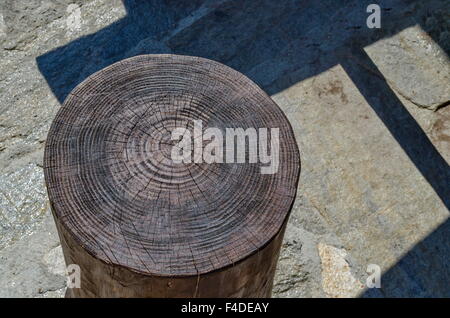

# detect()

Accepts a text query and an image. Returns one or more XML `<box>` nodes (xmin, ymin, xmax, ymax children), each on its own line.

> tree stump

<box><xmin>44</xmin><ymin>54</ymin><xmax>300</xmax><ymax>298</ymax></box>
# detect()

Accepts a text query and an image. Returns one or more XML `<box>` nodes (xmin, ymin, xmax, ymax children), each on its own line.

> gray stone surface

<box><xmin>0</xmin><ymin>213</ymin><xmax>66</xmax><ymax>297</ymax></box>
<box><xmin>364</xmin><ymin>25</ymin><xmax>450</xmax><ymax>110</ymax></box>
<box><xmin>0</xmin><ymin>0</ymin><xmax>449</xmax><ymax>297</ymax></box>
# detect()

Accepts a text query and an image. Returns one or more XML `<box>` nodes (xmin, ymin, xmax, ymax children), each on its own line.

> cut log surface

<box><xmin>44</xmin><ymin>54</ymin><xmax>300</xmax><ymax>297</ymax></box>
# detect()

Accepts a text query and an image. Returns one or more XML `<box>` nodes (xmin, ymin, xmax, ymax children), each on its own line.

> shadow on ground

<box><xmin>36</xmin><ymin>0</ymin><xmax>450</xmax><ymax>297</ymax></box>
<box><xmin>363</xmin><ymin>219</ymin><xmax>449</xmax><ymax>297</ymax></box>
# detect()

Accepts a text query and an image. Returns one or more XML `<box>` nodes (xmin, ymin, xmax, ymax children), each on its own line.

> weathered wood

<box><xmin>44</xmin><ymin>54</ymin><xmax>300</xmax><ymax>297</ymax></box>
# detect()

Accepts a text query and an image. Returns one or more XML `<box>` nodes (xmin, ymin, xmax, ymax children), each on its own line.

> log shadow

<box><xmin>36</xmin><ymin>0</ymin><xmax>205</xmax><ymax>103</ymax></box>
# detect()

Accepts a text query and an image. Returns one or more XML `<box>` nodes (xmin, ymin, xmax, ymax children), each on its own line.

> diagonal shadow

<box><xmin>339</xmin><ymin>48</ymin><xmax>449</xmax><ymax>297</ymax></box>
<box><xmin>340</xmin><ymin>47</ymin><xmax>449</xmax><ymax>210</ymax></box>
<box><xmin>36</xmin><ymin>0</ymin><xmax>450</xmax><ymax>297</ymax></box>
<box><xmin>363</xmin><ymin>219</ymin><xmax>450</xmax><ymax>297</ymax></box>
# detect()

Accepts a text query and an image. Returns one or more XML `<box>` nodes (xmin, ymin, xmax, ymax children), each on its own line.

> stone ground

<box><xmin>0</xmin><ymin>0</ymin><xmax>449</xmax><ymax>297</ymax></box>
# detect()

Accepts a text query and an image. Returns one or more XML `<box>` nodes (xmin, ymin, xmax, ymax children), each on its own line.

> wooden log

<box><xmin>44</xmin><ymin>54</ymin><xmax>300</xmax><ymax>297</ymax></box>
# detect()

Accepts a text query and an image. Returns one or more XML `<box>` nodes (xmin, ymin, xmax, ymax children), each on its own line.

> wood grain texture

<box><xmin>44</xmin><ymin>54</ymin><xmax>300</xmax><ymax>296</ymax></box>
<box><xmin>58</xmin><ymin>217</ymin><xmax>287</xmax><ymax>297</ymax></box>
